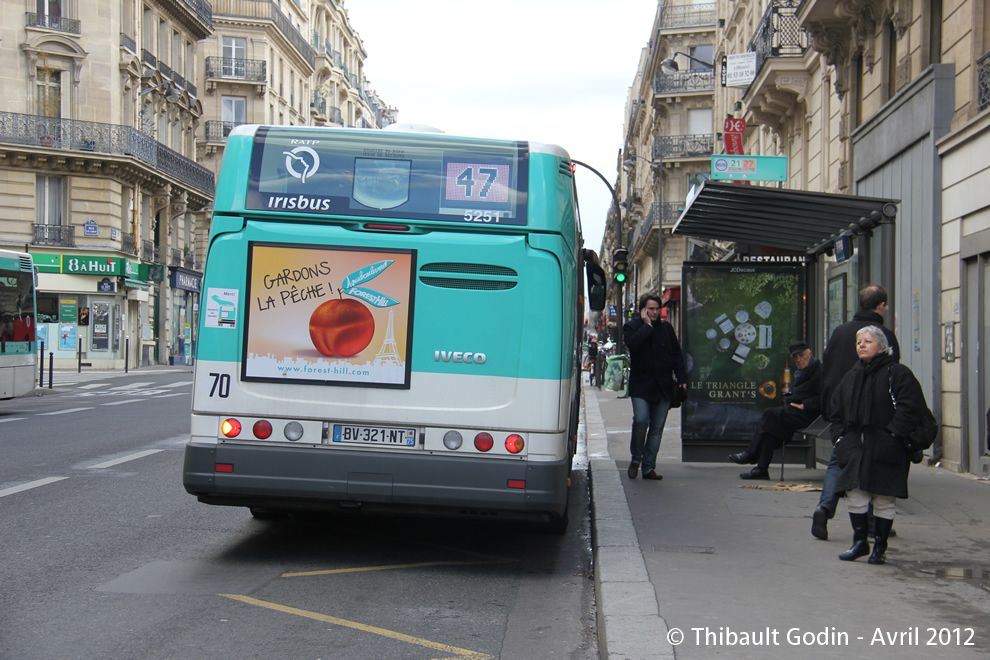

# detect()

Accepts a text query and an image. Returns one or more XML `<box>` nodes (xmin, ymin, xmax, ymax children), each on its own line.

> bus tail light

<box><xmin>507</xmin><ymin>479</ymin><xmax>526</xmax><ymax>489</ymax></box>
<box><xmin>253</xmin><ymin>420</ymin><xmax>273</xmax><ymax>439</ymax></box>
<box><xmin>474</xmin><ymin>432</ymin><xmax>494</xmax><ymax>452</ymax></box>
<box><xmin>221</xmin><ymin>418</ymin><xmax>242</xmax><ymax>437</ymax></box>
<box><xmin>505</xmin><ymin>434</ymin><xmax>525</xmax><ymax>454</ymax></box>
<box><xmin>215</xmin><ymin>463</ymin><xmax>234</xmax><ymax>473</ymax></box>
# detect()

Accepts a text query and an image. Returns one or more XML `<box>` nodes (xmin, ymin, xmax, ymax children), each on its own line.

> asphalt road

<box><xmin>0</xmin><ymin>371</ymin><xmax>597</xmax><ymax>659</ymax></box>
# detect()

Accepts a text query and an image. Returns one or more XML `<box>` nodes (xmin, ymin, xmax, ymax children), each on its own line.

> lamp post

<box><xmin>571</xmin><ymin>159</ymin><xmax>625</xmax><ymax>352</ymax></box>
<box><xmin>139</xmin><ymin>80</ymin><xmax>182</xmax><ymax>103</ymax></box>
<box><xmin>623</xmin><ymin>154</ymin><xmax>664</xmax><ymax>303</ymax></box>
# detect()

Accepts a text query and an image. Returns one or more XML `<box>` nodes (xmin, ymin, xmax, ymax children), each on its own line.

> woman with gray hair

<box><xmin>827</xmin><ymin>325</ymin><xmax>926</xmax><ymax>564</ymax></box>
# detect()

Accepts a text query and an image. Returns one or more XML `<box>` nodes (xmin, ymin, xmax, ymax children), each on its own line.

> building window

<box><xmin>688</xmin><ymin>108</ymin><xmax>713</xmax><ymax>135</ymax></box>
<box><xmin>689</xmin><ymin>44</ymin><xmax>714</xmax><ymax>70</ymax></box>
<box><xmin>222</xmin><ymin>36</ymin><xmax>246</xmax><ymax>78</ymax></box>
<box><xmin>221</xmin><ymin>96</ymin><xmax>246</xmax><ymax>136</ymax></box>
<box><xmin>36</xmin><ymin>68</ymin><xmax>61</xmax><ymax>118</ymax></box>
<box><xmin>36</xmin><ymin>175</ymin><xmax>64</xmax><ymax>225</ymax></box>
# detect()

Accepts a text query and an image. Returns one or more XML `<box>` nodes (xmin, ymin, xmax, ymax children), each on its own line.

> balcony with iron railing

<box><xmin>654</xmin><ymin>134</ymin><xmax>714</xmax><ymax>160</ymax></box>
<box><xmin>26</xmin><ymin>12</ymin><xmax>81</xmax><ymax>34</ymax></box>
<box><xmin>120</xmin><ymin>33</ymin><xmax>136</xmax><ymax>53</ymax></box>
<box><xmin>211</xmin><ymin>0</ymin><xmax>315</xmax><ymax>68</ymax></box>
<box><xmin>204</xmin><ymin>120</ymin><xmax>243</xmax><ymax>142</ymax></box>
<box><xmin>141</xmin><ymin>240</ymin><xmax>160</xmax><ymax>264</ymax></box>
<box><xmin>327</xmin><ymin>106</ymin><xmax>343</xmax><ymax>125</ymax></box>
<box><xmin>121</xmin><ymin>232</ymin><xmax>137</xmax><ymax>256</ymax></box>
<box><xmin>142</xmin><ymin>49</ymin><xmax>157</xmax><ymax>69</ymax></box>
<box><xmin>654</xmin><ymin>69</ymin><xmax>715</xmax><ymax>95</ymax></box>
<box><xmin>183</xmin><ymin>251</ymin><xmax>200</xmax><ymax>270</ymax></box>
<box><xmin>33</xmin><ymin>224</ymin><xmax>75</xmax><ymax>247</ymax></box>
<box><xmin>311</xmin><ymin>92</ymin><xmax>327</xmax><ymax>118</ymax></box>
<box><xmin>0</xmin><ymin>112</ymin><xmax>215</xmax><ymax>197</ymax></box>
<box><xmin>205</xmin><ymin>56</ymin><xmax>267</xmax><ymax>84</ymax></box>
<box><xmin>749</xmin><ymin>0</ymin><xmax>809</xmax><ymax>78</ymax></box>
<box><xmin>169</xmin><ymin>248</ymin><xmax>183</xmax><ymax>267</ymax></box>
<box><xmin>659</xmin><ymin>2</ymin><xmax>716</xmax><ymax>29</ymax></box>
<box><xmin>979</xmin><ymin>51</ymin><xmax>990</xmax><ymax>113</ymax></box>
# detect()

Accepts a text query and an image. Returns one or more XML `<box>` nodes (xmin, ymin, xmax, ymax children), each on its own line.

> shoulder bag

<box><xmin>888</xmin><ymin>367</ymin><xmax>937</xmax><ymax>462</ymax></box>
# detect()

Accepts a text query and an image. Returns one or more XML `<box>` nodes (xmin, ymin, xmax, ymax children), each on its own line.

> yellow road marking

<box><xmin>281</xmin><ymin>558</ymin><xmax>512</xmax><ymax>578</ymax></box>
<box><xmin>221</xmin><ymin>594</ymin><xmax>493</xmax><ymax>660</ymax></box>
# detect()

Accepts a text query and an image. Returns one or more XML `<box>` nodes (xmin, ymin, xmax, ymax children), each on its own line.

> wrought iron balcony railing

<box><xmin>654</xmin><ymin>134</ymin><xmax>714</xmax><ymax>160</ymax></box>
<box><xmin>121</xmin><ymin>232</ymin><xmax>137</xmax><ymax>256</ymax></box>
<box><xmin>26</xmin><ymin>12</ymin><xmax>81</xmax><ymax>34</ymax></box>
<box><xmin>312</xmin><ymin>92</ymin><xmax>327</xmax><ymax>116</ymax></box>
<box><xmin>328</xmin><ymin>106</ymin><xmax>343</xmax><ymax>124</ymax></box>
<box><xmin>183</xmin><ymin>252</ymin><xmax>200</xmax><ymax>270</ymax></box>
<box><xmin>169</xmin><ymin>248</ymin><xmax>183</xmax><ymax>267</ymax></box>
<box><xmin>659</xmin><ymin>3</ymin><xmax>716</xmax><ymax>28</ymax></box>
<box><xmin>33</xmin><ymin>224</ymin><xmax>75</xmax><ymax>247</ymax></box>
<box><xmin>205</xmin><ymin>56</ymin><xmax>267</xmax><ymax>82</ymax></box>
<box><xmin>120</xmin><ymin>33</ymin><xmax>136</xmax><ymax>53</ymax></box>
<box><xmin>0</xmin><ymin>112</ymin><xmax>214</xmax><ymax>197</ymax></box>
<box><xmin>655</xmin><ymin>69</ymin><xmax>716</xmax><ymax>95</ymax></box>
<box><xmin>749</xmin><ymin>0</ymin><xmax>809</xmax><ymax>77</ymax></box>
<box><xmin>141</xmin><ymin>49</ymin><xmax>157</xmax><ymax>68</ymax></box>
<box><xmin>205</xmin><ymin>120</ymin><xmax>243</xmax><ymax>142</ymax></box>
<box><xmin>141</xmin><ymin>240</ymin><xmax>160</xmax><ymax>264</ymax></box>
<box><xmin>978</xmin><ymin>51</ymin><xmax>990</xmax><ymax>113</ymax></box>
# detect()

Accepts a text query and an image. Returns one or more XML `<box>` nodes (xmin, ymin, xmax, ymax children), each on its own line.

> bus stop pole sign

<box><xmin>711</xmin><ymin>155</ymin><xmax>787</xmax><ymax>182</ymax></box>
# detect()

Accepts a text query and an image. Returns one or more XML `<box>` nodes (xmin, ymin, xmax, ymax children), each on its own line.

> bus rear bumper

<box><xmin>183</xmin><ymin>442</ymin><xmax>569</xmax><ymax>523</ymax></box>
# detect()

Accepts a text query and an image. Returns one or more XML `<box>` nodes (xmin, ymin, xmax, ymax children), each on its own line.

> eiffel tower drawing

<box><xmin>375</xmin><ymin>310</ymin><xmax>402</xmax><ymax>366</ymax></box>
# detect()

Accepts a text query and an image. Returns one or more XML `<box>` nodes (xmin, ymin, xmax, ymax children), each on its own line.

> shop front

<box><xmin>168</xmin><ymin>267</ymin><xmax>201</xmax><ymax>366</ymax></box>
<box><xmin>32</xmin><ymin>253</ymin><xmax>153</xmax><ymax>370</ymax></box>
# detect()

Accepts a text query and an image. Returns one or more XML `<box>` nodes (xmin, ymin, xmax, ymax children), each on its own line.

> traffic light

<box><xmin>612</xmin><ymin>247</ymin><xmax>628</xmax><ymax>284</ymax></box>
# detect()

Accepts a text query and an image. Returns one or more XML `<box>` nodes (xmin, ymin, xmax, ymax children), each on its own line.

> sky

<box><xmin>344</xmin><ymin>0</ymin><xmax>660</xmax><ymax>253</ymax></box>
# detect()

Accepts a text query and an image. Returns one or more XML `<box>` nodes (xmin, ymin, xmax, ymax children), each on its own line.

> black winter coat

<box><xmin>828</xmin><ymin>352</ymin><xmax>925</xmax><ymax>499</ymax></box>
<box><xmin>622</xmin><ymin>319</ymin><xmax>687</xmax><ymax>402</ymax></box>
<box><xmin>764</xmin><ymin>357</ymin><xmax>822</xmax><ymax>438</ymax></box>
<box><xmin>821</xmin><ymin>310</ymin><xmax>900</xmax><ymax>418</ymax></box>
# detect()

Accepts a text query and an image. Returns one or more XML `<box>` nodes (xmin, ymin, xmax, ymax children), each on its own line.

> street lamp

<box><xmin>622</xmin><ymin>154</ymin><xmax>662</xmax><ymax>172</ymax></box>
<box><xmin>660</xmin><ymin>52</ymin><xmax>714</xmax><ymax>73</ymax></box>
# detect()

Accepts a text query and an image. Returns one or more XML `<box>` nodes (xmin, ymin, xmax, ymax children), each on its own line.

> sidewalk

<box><xmin>586</xmin><ymin>385</ymin><xmax>990</xmax><ymax>660</ymax></box>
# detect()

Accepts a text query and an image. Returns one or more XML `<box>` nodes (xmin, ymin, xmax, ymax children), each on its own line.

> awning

<box><xmin>672</xmin><ymin>181</ymin><xmax>899</xmax><ymax>255</ymax></box>
<box><xmin>123</xmin><ymin>278</ymin><xmax>150</xmax><ymax>289</ymax></box>
<box><xmin>661</xmin><ymin>286</ymin><xmax>680</xmax><ymax>305</ymax></box>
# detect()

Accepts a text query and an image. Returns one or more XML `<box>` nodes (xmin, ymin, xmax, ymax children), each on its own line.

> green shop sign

<box><xmin>63</xmin><ymin>256</ymin><xmax>125</xmax><ymax>275</ymax></box>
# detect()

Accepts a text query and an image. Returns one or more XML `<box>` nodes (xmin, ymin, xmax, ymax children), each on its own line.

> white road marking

<box><xmin>153</xmin><ymin>392</ymin><xmax>187</xmax><ymax>399</ymax></box>
<box><xmin>79</xmin><ymin>383</ymin><xmax>109</xmax><ymax>390</ymax></box>
<box><xmin>110</xmin><ymin>382</ymin><xmax>154</xmax><ymax>390</ymax></box>
<box><xmin>101</xmin><ymin>399</ymin><xmax>144</xmax><ymax>406</ymax></box>
<box><xmin>0</xmin><ymin>417</ymin><xmax>27</xmax><ymax>424</ymax></box>
<box><xmin>87</xmin><ymin>449</ymin><xmax>163</xmax><ymax>469</ymax></box>
<box><xmin>0</xmin><ymin>477</ymin><xmax>68</xmax><ymax>499</ymax></box>
<box><xmin>39</xmin><ymin>407</ymin><xmax>94</xmax><ymax>416</ymax></box>
<box><xmin>162</xmin><ymin>381</ymin><xmax>193</xmax><ymax>388</ymax></box>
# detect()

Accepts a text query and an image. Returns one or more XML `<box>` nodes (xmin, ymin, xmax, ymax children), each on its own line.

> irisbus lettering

<box><xmin>266</xmin><ymin>195</ymin><xmax>333</xmax><ymax>211</ymax></box>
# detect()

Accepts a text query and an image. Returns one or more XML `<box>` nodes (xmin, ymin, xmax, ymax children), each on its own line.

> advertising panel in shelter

<box><xmin>243</xmin><ymin>243</ymin><xmax>415</xmax><ymax>388</ymax></box>
<box><xmin>681</xmin><ymin>262</ymin><xmax>806</xmax><ymax>440</ymax></box>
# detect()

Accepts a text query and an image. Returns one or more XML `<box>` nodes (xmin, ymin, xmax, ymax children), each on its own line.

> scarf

<box><xmin>843</xmin><ymin>352</ymin><xmax>894</xmax><ymax>427</ymax></box>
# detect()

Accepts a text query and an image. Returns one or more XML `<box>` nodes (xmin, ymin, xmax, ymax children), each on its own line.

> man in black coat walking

<box><xmin>622</xmin><ymin>293</ymin><xmax>688</xmax><ymax>481</ymax></box>
<box><xmin>729</xmin><ymin>342</ymin><xmax>822</xmax><ymax>480</ymax></box>
<box><xmin>812</xmin><ymin>284</ymin><xmax>900</xmax><ymax>539</ymax></box>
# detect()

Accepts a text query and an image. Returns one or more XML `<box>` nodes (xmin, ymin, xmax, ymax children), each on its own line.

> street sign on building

<box><xmin>711</xmin><ymin>155</ymin><xmax>788</xmax><ymax>182</ymax></box>
<box><xmin>723</xmin><ymin>118</ymin><xmax>746</xmax><ymax>156</ymax></box>
<box><xmin>725</xmin><ymin>52</ymin><xmax>757</xmax><ymax>87</ymax></box>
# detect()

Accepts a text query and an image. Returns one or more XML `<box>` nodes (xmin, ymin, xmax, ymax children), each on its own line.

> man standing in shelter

<box><xmin>729</xmin><ymin>342</ymin><xmax>822</xmax><ymax>480</ymax></box>
<box><xmin>812</xmin><ymin>284</ymin><xmax>900</xmax><ymax>539</ymax></box>
<box><xmin>623</xmin><ymin>293</ymin><xmax>687</xmax><ymax>481</ymax></box>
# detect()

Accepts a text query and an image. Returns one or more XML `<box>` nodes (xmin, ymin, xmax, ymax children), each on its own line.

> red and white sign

<box><xmin>723</xmin><ymin>118</ymin><xmax>747</xmax><ymax>134</ymax></box>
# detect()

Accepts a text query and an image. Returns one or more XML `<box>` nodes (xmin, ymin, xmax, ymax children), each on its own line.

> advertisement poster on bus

<box><xmin>680</xmin><ymin>262</ymin><xmax>806</xmax><ymax>441</ymax></box>
<box><xmin>243</xmin><ymin>243</ymin><xmax>415</xmax><ymax>388</ymax></box>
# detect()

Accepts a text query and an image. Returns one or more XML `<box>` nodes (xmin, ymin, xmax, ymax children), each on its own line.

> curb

<box><xmin>585</xmin><ymin>387</ymin><xmax>675</xmax><ymax>660</ymax></box>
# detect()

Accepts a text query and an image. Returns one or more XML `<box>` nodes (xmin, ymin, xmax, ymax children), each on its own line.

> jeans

<box><xmin>630</xmin><ymin>396</ymin><xmax>672</xmax><ymax>474</ymax></box>
<box><xmin>817</xmin><ymin>445</ymin><xmax>841</xmax><ymax>516</ymax></box>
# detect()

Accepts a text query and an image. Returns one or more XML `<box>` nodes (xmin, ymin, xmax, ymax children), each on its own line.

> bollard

<box><xmin>48</xmin><ymin>352</ymin><xmax>54</xmax><ymax>389</ymax></box>
<box><xmin>125</xmin><ymin>337</ymin><xmax>129</xmax><ymax>373</ymax></box>
<box><xmin>39</xmin><ymin>340</ymin><xmax>45</xmax><ymax>385</ymax></box>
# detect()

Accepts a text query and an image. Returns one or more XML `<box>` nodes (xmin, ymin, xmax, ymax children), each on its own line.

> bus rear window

<box><xmin>245</xmin><ymin>127</ymin><xmax>528</xmax><ymax>225</ymax></box>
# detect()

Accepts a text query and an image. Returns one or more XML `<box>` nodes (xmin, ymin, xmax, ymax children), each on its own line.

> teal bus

<box><xmin>182</xmin><ymin>125</ymin><xmax>605</xmax><ymax>531</ymax></box>
<box><xmin>0</xmin><ymin>249</ymin><xmax>38</xmax><ymax>399</ymax></box>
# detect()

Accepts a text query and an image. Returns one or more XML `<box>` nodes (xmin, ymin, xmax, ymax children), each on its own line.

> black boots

<box><xmin>811</xmin><ymin>506</ymin><xmax>830</xmax><ymax>540</ymax></box>
<box><xmin>838</xmin><ymin>512</ymin><xmax>871</xmax><ymax>561</ymax></box>
<box><xmin>868</xmin><ymin>517</ymin><xmax>894</xmax><ymax>565</ymax></box>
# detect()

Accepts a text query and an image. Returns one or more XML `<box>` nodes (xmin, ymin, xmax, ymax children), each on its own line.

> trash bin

<box><xmin>604</xmin><ymin>354</ymin><xmax>628</xmax><ymax>392</ymax></box>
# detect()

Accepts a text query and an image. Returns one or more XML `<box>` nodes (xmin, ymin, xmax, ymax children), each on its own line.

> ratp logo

<box><xmin>282</xmin><ymin>146</ymin><xmax>320</xmax><ymax>184</ymax></box>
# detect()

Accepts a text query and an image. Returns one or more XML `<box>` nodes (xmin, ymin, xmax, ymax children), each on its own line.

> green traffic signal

<box><xmin>615</xmin><ymin>272</ymin><xmax>627</xmax><ymax>284</ymax></box>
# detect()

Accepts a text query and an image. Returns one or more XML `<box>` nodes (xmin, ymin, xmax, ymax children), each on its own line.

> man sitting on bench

<box><xmin>729</xmin><ymin>342</ymin><xmax>822</xmax><ymax>480</ymax></box>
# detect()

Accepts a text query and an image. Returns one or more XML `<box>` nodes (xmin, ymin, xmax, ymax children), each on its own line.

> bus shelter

<box><xmin>671</xmin><ymin>181</ymin><xmax>898</xmax><ymax>463</ymax></box>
